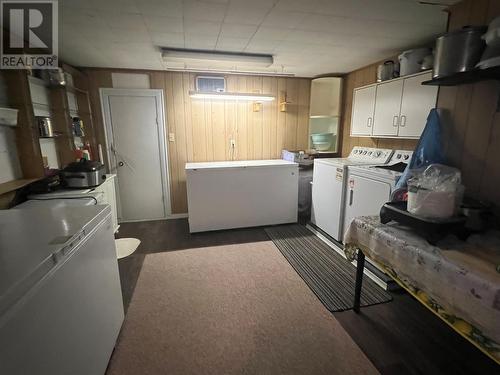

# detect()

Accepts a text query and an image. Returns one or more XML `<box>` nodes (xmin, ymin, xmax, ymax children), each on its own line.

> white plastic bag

<box><xmin>407</xmin><ymin>164</ymin><xmax>464</xmax><ymax>219</ymax></box>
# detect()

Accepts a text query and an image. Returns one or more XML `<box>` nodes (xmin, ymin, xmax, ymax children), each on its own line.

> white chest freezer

<box><xmin>186</xmin><ymin>160</ymin><xmax>299</xmax><ymax>233</ymax></box>
<box><xmin>0</xmin><ymin>205</ymin><xmax>124</xmax><ymax>375</ymax></box>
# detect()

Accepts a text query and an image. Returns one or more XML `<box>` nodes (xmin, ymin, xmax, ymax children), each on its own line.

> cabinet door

<box><xmin>399</xmin><ymin>72</ymin><xmax>438</xmax><ymax>138</ymax></box>
<box><xmin>94</xmin><ymin>176</ymin><xmax>119</xmax><ymax>232</ymax></box>
<box><xmin>372</xmin><ymin>79</ymin><xmax>404</xmax><ymax>137</ymax></box>
<box><xmin>350</xmin><ymin>86</ymin><xmax>376</xmax><ymax>136</ymax></box>
<box><xmin>310</xmin><ymin>77</ymin><xmax>341</xmax><ymax>117</ymax></box>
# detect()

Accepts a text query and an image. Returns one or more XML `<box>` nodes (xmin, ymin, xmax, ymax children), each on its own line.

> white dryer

<box><xmin>342</xmin><ymin>150</ymin><xmax>413</xmax><ymax>236</ymax></box>
<box><xmin>311</xmin><ymin>147</ymin><xmax>393</xmax><ymax>243</ymax></box>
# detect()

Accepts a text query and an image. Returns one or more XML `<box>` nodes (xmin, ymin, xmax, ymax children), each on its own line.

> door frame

<box><xmin>100</xmin><ymin>88</ymin><xmax>171</xmax><ymax>220</ymax></box>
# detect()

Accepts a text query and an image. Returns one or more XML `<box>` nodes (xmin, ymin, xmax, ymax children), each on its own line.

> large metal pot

<box><xmin>433</xmin><ymin>26</ymin><xmax>487</xmax><ymax>79</ymax></box>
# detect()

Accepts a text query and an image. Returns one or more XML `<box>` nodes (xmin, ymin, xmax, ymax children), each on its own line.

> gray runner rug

<box><xmin>265</xmin><ymin>224</ymin><xmax>392</xmax><ymax>312</ymax></box>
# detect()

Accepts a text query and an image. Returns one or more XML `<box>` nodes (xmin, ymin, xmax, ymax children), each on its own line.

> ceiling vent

<box><xmin>196</xmin><ymin>76</ymin><xmax>226</xmax><ymax>93</ymax></box>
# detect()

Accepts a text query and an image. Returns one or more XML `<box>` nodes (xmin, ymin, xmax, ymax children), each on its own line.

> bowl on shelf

<box><xmin>311</xmin><ymin>133</ymin><xmax>334</xmax><ymax>151</ymax></box>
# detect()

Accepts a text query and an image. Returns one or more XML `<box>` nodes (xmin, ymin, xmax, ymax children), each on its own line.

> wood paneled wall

<box><xmin>438</xmin><ymin>0</ymin><xmax>500</xmax><ymax>209</ymax></box>
<box><xmin>85</xmin><ymin>69</ymin><xmax>311</xmax><ymax>214</ymax></box>
<box><xmin>340</xmin><ymin>0</ymin><xmax>500</xmax><ymax>210</ymax></box>
<box><xmin>340</xmin><ymin>57</ymin><xmax>419</xmax><ymax>157</ymax></box>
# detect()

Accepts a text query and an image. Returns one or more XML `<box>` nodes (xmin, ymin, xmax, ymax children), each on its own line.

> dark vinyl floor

<box><xmin>116</xmin><ymin>219</ymin><xmax>499</xmax><ymax>375</ymax></box>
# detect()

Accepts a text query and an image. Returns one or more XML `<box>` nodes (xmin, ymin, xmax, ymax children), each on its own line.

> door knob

<box><xmin>118</xmin><ymin>161</ymin><xmax>124</xmax><ymax>167</ymax></box>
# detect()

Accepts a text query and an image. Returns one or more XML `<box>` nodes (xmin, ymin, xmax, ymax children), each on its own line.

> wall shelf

<box><xmin>422</xmin><ymin>66</ymin><xmax>500</xmax><ymax>86</ymax></box>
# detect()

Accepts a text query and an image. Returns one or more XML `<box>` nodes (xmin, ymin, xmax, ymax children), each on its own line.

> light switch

<box><xmin>168</xmin><ymin>133</ymin><xmax>175</xmax><ymax>142</ymax></box>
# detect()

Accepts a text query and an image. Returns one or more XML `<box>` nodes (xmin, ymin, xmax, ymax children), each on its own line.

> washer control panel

<box><xmin>390</xmin><ymin>150</ymin><xmax>413</xmax><ymax>163</ymax></box>
<box><xmin>349</xmin><ymin>147</ymin><xmax>393</xmax><ymax>163</ymax></box>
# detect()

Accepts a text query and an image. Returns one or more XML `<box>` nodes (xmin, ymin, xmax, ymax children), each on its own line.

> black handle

<box><xmin>349</xmin><ymin>189</ymin><xmax>354</xmax><ymax>206</ymax></box>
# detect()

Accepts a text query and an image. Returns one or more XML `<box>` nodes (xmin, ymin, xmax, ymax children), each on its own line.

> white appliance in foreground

<box><xmin>343</xmin><ymin>150</ymin><xmax>413</xmax><ymax>234</ymax></box>
<box><xmin>311</xmin><ymin>147</ymin><xmax>393</xmax><ymax>243</ymax></box>
<box><xmin>18</xmin><ymin>174</ymin><xmax>120</xmax><ymax>233</ymax></box>
<box><xmin>186</xmin><ymin>160</ymin><xmax>298</xmax><ymax>233</ymax></box>
<box><xmin>0</xmin><ymin>205</ymin><xmax>124</xmax><ymax>375</ymax></box>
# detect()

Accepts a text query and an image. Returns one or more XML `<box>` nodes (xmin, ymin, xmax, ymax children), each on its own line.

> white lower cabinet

<box><xmin>350</xmin><ymin>71</ymin><xmax>437</xmax><ymax>139</ymax></box>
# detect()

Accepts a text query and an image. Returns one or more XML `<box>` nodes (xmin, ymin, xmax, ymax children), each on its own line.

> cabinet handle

<box><xmin>367</xmin><ymin>117</ymin><xmax>372</xmax><ymax>127</ymax></box>
<box><xmin>400</xmin><ymin>115</ymin><xmax>407</xmax><ymax>127</ymax></box>
<box><xmin>392</xmin><ymin>115</ymin><xmax>399</xmax><ymax>127</ymax></box>
<box><xmin>349</xmin><ymin>189</ymin><xmax>354</xmax><ymax>206</ymax></box>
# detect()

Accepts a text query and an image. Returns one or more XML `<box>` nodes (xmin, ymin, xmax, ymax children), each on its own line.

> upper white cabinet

<box><xmin>372</xmin><ymin>79</ymin><xmax>404</xmax><ymax>137</ymax></box>
<box><xmin>398</xmin><ymin>72</ymin><xmax>438</xmax><ymax>137</ymax></box>
<box><xmin>351</xmin><ymin>85</ymin><xmax>376</xmax><ymax>136</ymax></box>
<box><xmin>350</xmin><ymin>71</ymin><xmax>437</xmax><ymax>139</ymax></box>
<box><xmin>309</xmin><ymin>77</ymin><xmax>341</xmax><ymax>117</ymax></box>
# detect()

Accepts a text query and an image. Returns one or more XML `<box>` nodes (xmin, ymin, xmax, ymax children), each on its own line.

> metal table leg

<box><xmin>353</xmin><ymin>250</ymin><xmax>365</xmax><ymax>313</ymax></box>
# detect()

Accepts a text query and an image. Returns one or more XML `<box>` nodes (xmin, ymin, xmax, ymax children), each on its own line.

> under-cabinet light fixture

<box><xmin>189</xmin><ymin>90</ymin><xmax>275</xmax><ymax>101</ymax></box>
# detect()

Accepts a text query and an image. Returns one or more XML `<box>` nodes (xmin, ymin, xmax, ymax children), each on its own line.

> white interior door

<box><xmin>398</xmin><ymin>72</ymin><xmax>438</xmax><ymax>138</ymax></box>
<box><xmin>351</xmin><ymin>86</ymin><xmax>376</xmax><ymax>136</ymax></box>
<box><xmin>372</xmin><ymin>79</ymin><xmax>404</xmax><ymax>137</ymax></box>
<box><xmin>101</xmin><ymin>89</ymin><xmax>169</xmax><ymax>222</ymax></box>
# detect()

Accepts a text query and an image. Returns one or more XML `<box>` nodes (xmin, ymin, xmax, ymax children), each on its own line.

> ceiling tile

<box><xmin>105</xmin><ymin>28</ymin><xmax>152</xmax><ymax>43</ymax></box>
<box><xmin>317</xmin><ymin>0</ymin><xmax>447</xmax><ymax>27</ymax></box>
<box><xmin>244</xmin><ymin>39</ymin><xmax>280</xmax><ymax>53</ymax></box>
<box><xmin>102</xmin><ymin>12</ymin><xmax>148</xmax><ymax>30</ymax></box>
<box><xmin>261</xmin><ymin>10</ymin><xmax>307</xmax><ymax>29</ymax></box>
<box><xmin>273</xmin><ymin>0</ymin><xmax>322</xmax><ymax>13</ymax></box>
<box><xmin>136</xmin><ymin>0</ymin><xmax>184</xmax><ymax>18</ymax></box>
<box><xmin>144</xmin><ymin>16</ymin><xmax>183</xmax><ymax>33</ymax></box>
<box><xmin>296</xmin><ymin>14</ymin><xmax>346</xmax><ymax>33</ymax></box>
<box><xmin>183</xmin><ymin>0</ymin><xmax>227</xmax><ymax>22</ymax></box>
<box><xmin>229</xmin><ymin>0</ymin><xmax>277</xmax><ymax>10</ymax></box>
<box><xmin>61</xmin><ymin>8</ymin><xmax>108</xmax><ymax>28</ymax></box>
<box><xmin>60</xmin><ymin>0</ymin><xmax>449</xmax><ymax>76</ymax></box>
<box><xmin>252</xmin><ymin>26</ymin><xmax>289</xmax><ymax>41</ymax></box>
<box><xmin>219</xmin><ymin>24</ymin><xmax>258</xmax><ymax>39</ymax></box>
<box><xmin>184</xmin><ymin>20</ymin><xmax>221</xmax><ymax>36</ymax></box>
<box><xmin>150</xmin><ymin>32</ymin><xmax>185</xmax><ymax>47</ymax></box>
<box><xmin>62</xmin><ymin>0</ymin><xmax>138</xmax><ymax>12</ymax></box>
<box><xmin>185</xmin><ymin>34</ymin><xmax>218</xmax><ymax>49</ymax></box>
<box><xmin>224</xmin><ymin>5</ymin><xmax>270</xmax><ymax>25</ymax></box>
<box><xmin>215</xmin><ymin>37</ymin><xmax>250</xmax><ymax>52</ymax></box>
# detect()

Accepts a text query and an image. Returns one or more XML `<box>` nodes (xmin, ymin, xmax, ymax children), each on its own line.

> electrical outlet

<box><xmin>168</xmin><ymin>133</ymin><xmax>175</xmax><ymax>142</ymax></box>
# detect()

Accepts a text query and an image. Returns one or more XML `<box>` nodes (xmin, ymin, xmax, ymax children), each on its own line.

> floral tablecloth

<box><xmin>344</xmin><ymin>216</ymin><xmax>500</xmax><ymax>364</ymax></box>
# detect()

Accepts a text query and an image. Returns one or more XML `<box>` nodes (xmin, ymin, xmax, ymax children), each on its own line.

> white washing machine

<box><xmin>342</xmin><ymin>149</ymin><xmax>413</xmax><ymax>236</ymax></box>
<box><xmin>311</xmin><ymin>147</ymin><xmax>393</xmax><ymax>243</ymax></box>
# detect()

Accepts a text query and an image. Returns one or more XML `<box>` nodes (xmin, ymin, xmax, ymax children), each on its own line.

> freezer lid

<box><xmin>0</xmin><ymin>205</ymin><xmax>111</xmax><ymax>315</ymax></box>
<box><xmin>185</xmin><ymin>159</ymin><xmax>298</xmax><ymax>170</ymax></box>
<box><xmin>14</xmin><ymin>197</ymin><xmax>98</xmax><ymax>209</ymax></box>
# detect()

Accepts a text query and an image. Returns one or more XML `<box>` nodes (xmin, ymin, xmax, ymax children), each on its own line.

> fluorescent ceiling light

<box><xmin>166</xmin><ymin>67</ymin><xmax>295</xmax><ymax>77</ymax></box>
<box><xmin>161</xmin><ymin>48</ymin><xmax>273</xmax><ymax>68</ymax></box>
<box><xmin>189</xmin><ymin>91</ymin><xmax>275</xmax><ymax>101</ymax></box>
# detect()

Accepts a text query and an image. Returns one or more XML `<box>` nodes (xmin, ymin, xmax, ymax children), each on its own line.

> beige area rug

<box><xmin>106</xmin><ymin>241</ymin><xmax>379</xmax><ymax>375</ymax></box>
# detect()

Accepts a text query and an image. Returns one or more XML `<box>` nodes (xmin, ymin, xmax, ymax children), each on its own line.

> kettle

<box><xmin>377</xmin><ymin>60</ymin><xmax>395</xmax><ymax>82</ymax></box>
